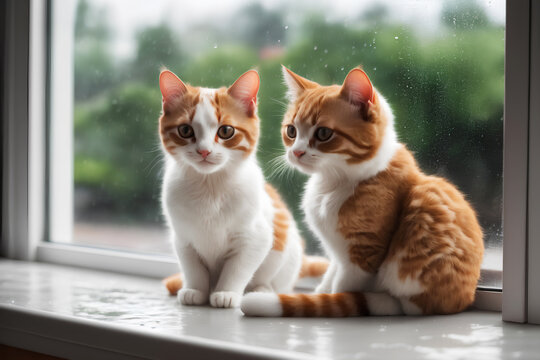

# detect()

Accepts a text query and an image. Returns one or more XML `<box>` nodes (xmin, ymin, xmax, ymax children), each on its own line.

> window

<box><xmin>46</xmin><ymin>0</ymin><xmax>505</xmax><ymax>289</ymax></box>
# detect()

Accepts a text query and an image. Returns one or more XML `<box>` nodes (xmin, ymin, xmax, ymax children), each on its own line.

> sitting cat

<box><xmin>159</xmin><ymin>69</ymin><xmax>327</xmax><ymax>307</ymax></box>
<box><xmin>241</xmin><ymin>66</ymin><xmax>484</xmax><ymax>316</ymax></box>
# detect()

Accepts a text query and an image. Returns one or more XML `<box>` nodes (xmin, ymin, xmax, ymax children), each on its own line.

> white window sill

<box><xmin>0</xmin><ymin>259</ymin><xmax>537</xmax><ymax>360</ymax></box>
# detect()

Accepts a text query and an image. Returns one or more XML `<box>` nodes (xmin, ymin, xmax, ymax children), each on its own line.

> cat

<box><xmin>159</xmin><ymin>69</ymin><xmax>327</xmax><ymax>308</ymax></box>
<box><xmin>241</xmin><ymin>66</ymin><xmax>484</xmax><ymax>316</ymax></box>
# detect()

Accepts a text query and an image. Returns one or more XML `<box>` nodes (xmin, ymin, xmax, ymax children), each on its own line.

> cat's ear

<box><xmin>159</xmin><ymin>70</ymin><xmax>187</xmax><ymax>106</ymax></box>
<box><xmin>281</xmin><ymin>65</ymin><xmax>318</xmax><ymax>102</ymax></box>
<box><xmin>340</xmin><ymin>68</ymin><xmax>374</xmax><ymax>107</ymax></box>
<box><xmin>228</xmin><ymin>70</ymin><xmax>260</xmax><ymax>117</ymax></box>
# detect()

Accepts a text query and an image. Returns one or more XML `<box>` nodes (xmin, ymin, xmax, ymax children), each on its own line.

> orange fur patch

<box><xmin>159</xmin><ymin>87</ymin><xmax>200</xmax><ymax>153</ymax></box>
<box><xmin>299</xmin><ymin>255</ymin><xmax>329</xmax><ymax>277</ymax></box>
<box><xmin>265</xmin><ymin>184</ymin><xmax>291</xmax><ymax>252</ymax></box>
<box><xmin>213</xmin><ymin>88</ymin><xmax>259</xmax><ymax>156</ymax></box>
<box><xmin>163</xmin><ymin>273</ymin><xmax>183</xmax><ymax>295</ymax></box>
<box><xmin>337</xmin><ymin>146</ymin><xmax>483</xmax><ymax>314</ymax></box>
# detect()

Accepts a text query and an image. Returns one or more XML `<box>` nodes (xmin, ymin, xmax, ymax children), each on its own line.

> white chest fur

<box><xmin>162</xmin><ymin>158</ymin><xmax>273</xmax><ymax>271</ymax></box>
<box><xmin>303</xmin><ymin>174</ymin><xmax>357</xmax><ymax>260</ymax></box>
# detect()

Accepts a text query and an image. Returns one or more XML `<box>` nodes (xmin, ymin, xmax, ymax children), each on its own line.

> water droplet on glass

<box><xmin>277</xmin><ymin>39</ymin><xmax>281</xmax><ymax>43</ymax></box>
<box><xmin>373</xmin><ymin>67</ymin><xmax>377</xmax><ymax>71</ymax></box>
<box><xmin>213</xmin><ymin>44</ymin><xmax>218</xmax><ymax>49</ymax></box>
<box><xmin>284</xmin><ymin>25</ymin><xmax>289</xmax><ymax>30</ymax></box>
<box><xmin>394</xmin><ymin>36</ymin><xmax>399</xmax><ymax>40</ymax></box>
<box><xmin>340</xmin><ymin>67</ymin><xmax>344</xmax><ymax>71</ymax></box>
<box><xmin>324</xmin><ymin>64</ymin><xmax>328</xmax><ymax>68</ymax></box>
<box><xmin>314</xmin><ymin>46</ymin><xmax>318</xmax><ymax>51</ymax></box>
<box><xmin>324</xmin><ymin>49</ymin><xmax>328</xmax><ymax>54</ymax></box>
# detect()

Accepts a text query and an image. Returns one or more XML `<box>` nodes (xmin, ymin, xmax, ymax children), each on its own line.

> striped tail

<box><xmin>241</xmin><ymin>292</ymin><xmax>403</xmax><ymax>317</ymax></box>
<box><xmin>299</xmin><ymin>255</ymin><xmax>329</xmax><ymax>278</ymax></box>
<box><xmin>163</xmin><ymin>273</ymin><xmax>183</xmax><ymax>295</ymax></box>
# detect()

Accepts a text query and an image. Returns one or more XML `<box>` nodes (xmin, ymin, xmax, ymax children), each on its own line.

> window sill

<box><xmin>0</xmin><ymin>259</ymin><xmax>535</xmax><ymax>360</ymax></box>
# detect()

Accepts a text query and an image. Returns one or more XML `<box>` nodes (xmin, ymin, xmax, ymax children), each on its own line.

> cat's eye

<box><xmin>286</xmin><ymin>125</ymin><xmax>297</xmax><ymax>139</ymax></box>
<box><xmin>315</xmin><ymin>127</ymin><xmax>333</xmax><ymax>142</ymax></box>
<box><xmin>217</xmin><ymin>125</ymin><xmax>235</xmax><ymax>139</ymax></box>
<box><xmin>178</xmin><ymin>124</ymin><xmax>194</xmax><ymax>138</ymax></box>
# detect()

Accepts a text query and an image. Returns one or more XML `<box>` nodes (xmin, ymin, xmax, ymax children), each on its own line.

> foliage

<box><xmin>72</xmin><ymin>1</ymin><xmax>504</xmax><ymax>250</ymax></box>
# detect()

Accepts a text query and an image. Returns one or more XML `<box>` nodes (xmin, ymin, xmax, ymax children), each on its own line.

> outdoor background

<box><xmin>67</xmin><ymin>0</ymin><xmax>504</xmax><ymax>284</ymax></box>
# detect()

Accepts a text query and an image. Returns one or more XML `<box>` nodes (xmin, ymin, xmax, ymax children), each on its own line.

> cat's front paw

<box><xmin>177</xmin><ymin>288</ymin><xmax>208</xmax><ymax>306</ymax></box>
<box><xmin>210</xmin><ymin>291</ymin><xmax>241</xmax><ymax>308</ymax></box>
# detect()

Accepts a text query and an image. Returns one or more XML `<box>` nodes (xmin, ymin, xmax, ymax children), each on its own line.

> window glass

<box><xmin>51</xmin><ymin>0</ymin><xmax>504</xmax><ymax>288</ymax></box>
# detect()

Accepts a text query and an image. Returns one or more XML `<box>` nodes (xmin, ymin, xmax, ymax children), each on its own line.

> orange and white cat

<box><xmin>159</xmin><ymin>69</ymin><xmax>326</xmax><ymax>308</ymax></box>
<box><xmin>241</xmin><ymin>66</ymin><xmax>484</xmax><ymax>316</ymax></box>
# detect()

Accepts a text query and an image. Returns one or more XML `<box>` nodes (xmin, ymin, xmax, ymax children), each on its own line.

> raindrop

<box><xmin>324</xmin><ymin>49</ymin><xmax>328</xmax><ymax>54</ymax></box>
<box><xmin>373</xmin><ymin>67</ymin><xmax>377</xmax><ymax>71</ymax></box>
<box><xmin>340</xmin><ymin>67</ymin><xmax>344</xmax><ymax>71</ymax></box>
<box><xmin>324</xmin><ymin>64</ymin><xmax>328</xmax><ymax>68</ymax></box>
<box><xmin>284</xmin><ymin>25</ymin><xmax>289</xmax><ymax>30</ymax></box>
<box><xmin>213</xmin><ymin>44</ymin><xmax>218</xmax><ymax>49</ymax></box>
<box><xmin>314</xmin><ymin>46</ymin><xmax>318</xmax><ymax>51</ymax></box>
<box><xmin>277</xmin><ymin>39</ymin><xmax>281</xmax><ymax>43</ymax></box>
<box><xmin>394</xmin><ymin>36</ymin><xmax>399</xmax><ymax>40</ymax></box>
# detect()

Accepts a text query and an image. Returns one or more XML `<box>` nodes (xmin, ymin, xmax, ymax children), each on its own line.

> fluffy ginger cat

<box><xmin>241</xmin><ymin>66</ymin><xmax>484</xmax><ymax>316</ymax></box>
<box><xmin>159</xmin><ymin>69</ymin><xmax>326</xmax><ymax>308</ymax></box>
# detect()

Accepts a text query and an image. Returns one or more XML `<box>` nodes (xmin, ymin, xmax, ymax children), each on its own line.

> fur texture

<box><xmin>159</xmin><ymin>70</ymin><xmax>327</xmax><ymax>307</ymax></box>
<box><xmin>241</xmin><ymin>66</ymin><xmax>484</xmax><ymax>317</ymax></box>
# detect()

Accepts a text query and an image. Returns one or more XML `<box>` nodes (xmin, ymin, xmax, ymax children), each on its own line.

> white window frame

<box><xmin>2</xmin><ymin>0</ymin><xmax>537</xmax><ymax>319</ymax></box>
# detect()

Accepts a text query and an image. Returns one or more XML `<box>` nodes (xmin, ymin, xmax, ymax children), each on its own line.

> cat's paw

<box><xmin>210</xmin><ymin>291</ymin><xmax>241</xmax><ymax>308</ymax></box>
<box><xmin>177</xmin><ymin>288</ymin><xmax>208</xmax><ymax>305</ymax></box>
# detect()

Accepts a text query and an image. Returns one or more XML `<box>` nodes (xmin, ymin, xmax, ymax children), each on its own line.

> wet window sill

<box><xmin>0</xmin><ymin>259</ymin><xmax>538</xmax><ymax>360</ymax></box>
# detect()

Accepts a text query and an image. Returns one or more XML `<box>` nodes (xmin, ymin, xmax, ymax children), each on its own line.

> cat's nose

<box><xmin>197</xmin><ymin>149</ymin><xmax>211</xmax><ymax>159</ymax></box>
<box><xmin>293</xmin><ymin>150</ymin><xmax>305</xmax><ymax>158</ymax></box>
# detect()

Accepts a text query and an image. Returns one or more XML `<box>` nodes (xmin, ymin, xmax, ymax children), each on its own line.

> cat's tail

<box><xmin>163</xmin><ymin>273</ymin><xmax>183</xmax><ymax>295</ymax></box>
<box><xmin>298</xmin><ymin>255</ymin><xmax>329</xmax><ymax>278</ymax></box>
<box><xmin>241</xmin><ymin>292</ymin><xmax>404</xmax><ymax>317</ymax></box>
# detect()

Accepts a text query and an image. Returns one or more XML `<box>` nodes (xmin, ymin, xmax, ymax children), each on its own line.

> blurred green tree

<box><xmin>72</xmin><ymin>0</ymin><xmax>503</xmax><ymax>249</ymax></box>
<box><xmin>131</xmin><ymin>23</ymin><xmax>185</xmax><ymax>85</ymax></box>
<box><xmin>73</xmin><ymin>0</ymin><xmax>115</xmax><ymax>101</ymax></box>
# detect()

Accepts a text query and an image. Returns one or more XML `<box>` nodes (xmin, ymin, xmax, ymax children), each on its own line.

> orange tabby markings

<box><xmin>242</xmin><ymin>66</ymin><xmax>484</xmax><ymax>317</ymax></box>
<box><xmin>264</xmin><ymin>184</ymin><xmax>290</xmax><ymax>252</ymax></box>
<box><xmin>278</xmin><ymin>293</ymin><xmax>369</xmax><ymax>317</ymax></box>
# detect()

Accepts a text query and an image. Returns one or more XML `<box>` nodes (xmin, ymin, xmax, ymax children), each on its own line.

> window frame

<box><xmin>3</xmin><ymin>0</ymin><xmax>536</xmax><ymax>316</ymax></box>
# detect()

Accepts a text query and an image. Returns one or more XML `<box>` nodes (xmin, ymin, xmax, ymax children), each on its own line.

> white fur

<box><xmin>364</xmin><ymin>293</ymin><xmax>403</xmax><ymax>315</ymax></box>
<box><xmin>240</xmin><ymin>292</ymin><xmax>283</xmax><ymax>316</ymax></box>
<box><xmin>400</xmin><ymin>298</ymin><xmax>424</xmax><ymax>315</ymax></box>
<box><xmin>162</xmin><ymin>90</ymin><xmax>301</xmax><ymax>308</ymax></box>
<box><xmin>377</xmin><ymin>254</ymin><xmax>424</xmax><ymax>298</ymax></box>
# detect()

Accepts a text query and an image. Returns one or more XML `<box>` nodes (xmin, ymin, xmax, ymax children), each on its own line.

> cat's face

<box><xmin>281</xmin><ymin>67</ymin><xmax>389</xmax><ymax>175</ymax></box>
<box><xmin>159</xmin><ymin>70</ymin><xmax>260</xmax><ymax>174</ymax></box>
